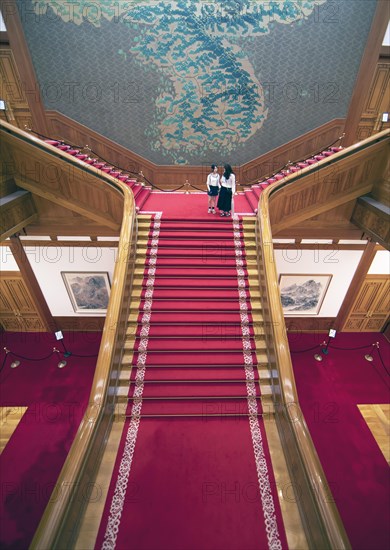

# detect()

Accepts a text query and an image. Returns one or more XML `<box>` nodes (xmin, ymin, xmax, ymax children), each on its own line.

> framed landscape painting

<box><xmin>278</xmin><ymin>274</ymin><xmax>332</xmax><ymax>316</ymax></box>
<box><xmin>62</xmin><ymin>272</ymin><xmax>111</xmax><ymax>314</ymax></box>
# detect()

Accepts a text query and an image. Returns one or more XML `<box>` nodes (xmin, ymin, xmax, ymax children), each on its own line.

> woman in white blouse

<box><xmin>217</xmin><ymin>164</ymin><xmax>236</xmax><ymax>217</ymax></box>
<box><xmin>206</xmin><ymin>164</ymin><xmax>221</xmax><ymax>214</ymax></box>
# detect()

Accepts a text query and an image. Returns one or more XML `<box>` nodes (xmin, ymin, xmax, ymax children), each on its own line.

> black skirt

<box><xmin>207</xmin><ymin>186</ymin><xmax>219</xmax><ymax>197</ymax></box>
<box><xmin>217</xmin><ymin>186</ymin><xmax>232</xmax><ymax>211</ymax></box>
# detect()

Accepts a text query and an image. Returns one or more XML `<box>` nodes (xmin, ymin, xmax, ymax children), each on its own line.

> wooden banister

<box><xmin>255</xmin><ymin>128</ymin><xmax>389</xmax><ymax>549</ymax></box>
<box><xmin>0</xmin><ymin>120</ymin><xmax>138</xmax><ymax>549</ymax></box>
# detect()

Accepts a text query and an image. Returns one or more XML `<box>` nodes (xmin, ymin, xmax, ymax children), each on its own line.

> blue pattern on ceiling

<box><xmin>18</xmin><ymin>1</ymin><xmax>377</xmax><ymax>165</ymax></box>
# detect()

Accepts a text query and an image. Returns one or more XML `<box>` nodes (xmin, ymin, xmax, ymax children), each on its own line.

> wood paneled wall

<box><xmin>0</xmin><ymin>0</ymin><xmax>48</xmax><ymax>135</ymax></box>
<box><xmin>0</xmin><ymin>47</ymin><xmax>33</xmax><ymax>129</ymax></box>
<box><xmin>240</xmin><ymin>119</ymin><xmax>345</xmax><ymax>185</ymax></box>
<box><xmin>356</xmin><ymin>47</ymin><xmax>390</xmax><ymax>142</ymax></box>
<box><xmin>342</xmin><ymin>1</ymin><xmax>390</xmax><ymax>145</ymax></box>
<box><xmin>46</xmin><ymin>111</ymin><xmax>347</xmax><ymax>190</ymax></box>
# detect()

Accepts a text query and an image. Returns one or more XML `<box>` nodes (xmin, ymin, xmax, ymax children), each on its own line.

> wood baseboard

<box><xmin>285</xmin><ymin>317</ymin><xmax>336</xmax><ymax>333</ymax></box>
<box><xmin>53</xmin><ymin>317</ymin><xmax>105</xmax><ymax>331</ymax></box>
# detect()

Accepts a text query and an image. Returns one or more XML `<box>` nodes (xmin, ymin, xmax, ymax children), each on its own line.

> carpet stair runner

<box><xmin>116</xmin><ymin>215</ymin><xmax>274</xmax><ymax>418</ymax></box>
<box><xmin>43</xmin><ymin>139</ymin><xmax>152</xmax><ymax>211</ymax></box>
<box><xmin>98</xmin><ymin>213</ymin><xmax>286</xmax><ymax>550</ymax></box>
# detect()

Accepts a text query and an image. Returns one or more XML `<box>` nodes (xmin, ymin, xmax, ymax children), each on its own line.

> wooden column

<box><xmin>8</xmin><ymin>234</ymin><xmax>56</xmax><ymax>331</ymax></box>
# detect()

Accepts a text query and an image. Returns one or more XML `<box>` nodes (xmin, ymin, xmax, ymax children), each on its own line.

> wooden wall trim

<box><xmin>0</xmin><ymin>240</ymin><xmax>119</xmax><ymax>247</ymax></box>
<box><xmin>45</xmin><ymin>110</ymin><xmax>157</xmax><ymax>182</ymax></box>
<box><xmin>335</xmin><ymin>240</ymin><xmax>378</xmax><ymax>330</ymax></box>
<box><xmin>342</xmin><ymin>1</ymin><xmax>390</xmax><ymax>146</ymax></box>
<box><xmin>0</xmin><ymin>47</ymin><xmax>32</xmax><ymax>128</ymax></box>
<box><xmin>0</xmin><ymin>0</ymin><xmax>49</xmax><ymax>135</ymax></box>
<box><xmin>285</xmin><ymin>318</ymin><xmax>337</xmax><ymax>333</ymax></box>
<box><xmin>53</xmin><ymin>317</ymin><xmax>105</xmax><ymax>331</ymax></box>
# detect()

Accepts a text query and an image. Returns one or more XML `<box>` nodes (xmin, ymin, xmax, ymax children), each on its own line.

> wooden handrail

<box><xmin>0</xmin><ymin>120</ymin><xmax>138</xmax><ymax>549</ymax></box>
<box><xmin>255</xmin><ymin>128</ymin><xmax>389</xmax><ymax>549</ymax></box>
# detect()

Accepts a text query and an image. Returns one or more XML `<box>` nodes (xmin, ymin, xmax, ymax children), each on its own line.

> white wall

<box><xmin>0</xmin><ymin>246</ymin><xmax>19</xmax><ymax>270</ymax></box>
<box><xmin>1</xmin><ymin>243</ymin><xmax>385</xmax><ymax>319</ymax></box>
<box><xmin>368</xmin><ymin>250</ymin><xmax>390</xmax><ymax>275</ymax></box>
<box><xmin>275</xmin><ymin>248</ymin><xmax>364</xmax><ymax>317</ymax></box>
<box><xmin>24</xmin><ymin>245</ymin><xmax>118</xmax><ymax>316</ymax></box>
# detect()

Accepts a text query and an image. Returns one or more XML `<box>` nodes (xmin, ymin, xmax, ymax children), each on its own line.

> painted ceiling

<box><xmin>18</xmin><ymin>0</ymin><xmax>378</xmax><ymax>165</ymax></box>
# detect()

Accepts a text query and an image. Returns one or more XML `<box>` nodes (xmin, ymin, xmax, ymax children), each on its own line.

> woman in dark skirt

<box><xmin>217</xmin><ymin>164</ymin><xmax>236</xmax><ymax>216</ymax></box>
<box><xmin>206</xmin><ymin>164</ymin><xmax>221</xmax><ymax>214</ymax></box>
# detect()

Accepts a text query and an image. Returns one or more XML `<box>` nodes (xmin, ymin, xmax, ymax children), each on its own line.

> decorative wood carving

<box><xmin>342</xmin><ymin>276</ymin><xmax>389</xmax><ymax>332</ymax></box>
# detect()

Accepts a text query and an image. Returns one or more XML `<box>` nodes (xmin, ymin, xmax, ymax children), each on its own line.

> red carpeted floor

<box><xmin>95</xmin><ymin>214</ymin><xmax>287</xmax><ymax>550</ymax></box>
<box><xmin>289</xmin><ymin>332</ymin><xmax>390</xmax><ymax>550</ymax></box>
<box><xmin>0</xmin><ymin>331</ymin><xmax>100</xmax><ymax>550</ymax></box>
<box><xmin>140</xmin><ymin>191</ymin><xmax>255</xmax><ymax>218</ymax></box>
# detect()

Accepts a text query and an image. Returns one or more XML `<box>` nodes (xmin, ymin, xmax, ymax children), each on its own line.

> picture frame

<box><xmin>61</xmin><ymin>272</ymin><xmax>111</xmax><ymax>314</ymax></box>
<box><xmin>278</xmin><ymin>274</ymin><xmax>332</xmax><ymax>316</ymax></box>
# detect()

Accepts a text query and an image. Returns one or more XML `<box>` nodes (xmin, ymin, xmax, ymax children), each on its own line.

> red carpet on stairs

<box><xmin>95</xmin><ymin>214</ymin><xmax>287</xmax><ymax>550</ymax></box>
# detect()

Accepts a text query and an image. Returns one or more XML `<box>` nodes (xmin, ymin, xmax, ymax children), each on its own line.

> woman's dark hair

<box><xmin>211</xmin><ymin>164</ymin><xmax>218</xmax><ymax>171</ymax></box>
<box><xmin>223</xmin><ymin>164</ymin><xmax>234</xmax><ymax>179</ymax></box>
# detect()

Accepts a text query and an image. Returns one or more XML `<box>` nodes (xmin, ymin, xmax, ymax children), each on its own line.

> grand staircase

<box><xmin>3</xmin><ymin>120</ymin><xmax>388</xmax><ymax>549</ymax></box>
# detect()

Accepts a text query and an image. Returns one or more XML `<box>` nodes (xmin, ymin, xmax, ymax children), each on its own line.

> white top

<box><xmin>221</xmin><ymin>174</ymin><xmax>236</xmax><ymax>194</ymax></box>
<box><xmin>206</xmin><ymin>173</ymin><xmax>221</xmax><ymax>190</ymax></box>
